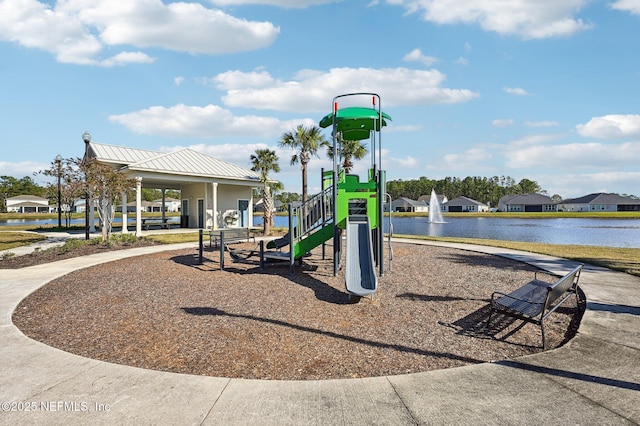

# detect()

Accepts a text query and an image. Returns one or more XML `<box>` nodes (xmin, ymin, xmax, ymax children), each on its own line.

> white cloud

<box><xmin>524</xmin><ymin>120</ymin><xmax>559</xmax><ymax>128</ymax></box>
<box><xmin>0</xmin><ymin>0</ymin><xmax>102</xmax><ymax>65</ymax></box>
<box><xmin>610</xmin><ymin>0</ymin><xmax>640</xmax><ymax>15</ymax></box>
<box><xmin>83</xmin><ymin>1</ymin><xmax>279</xmax><ymax>55</ymax></box>
<box><xmin>209</xmin><ymin>0</ymin><xmax>339</xmax><ymax>7</ymax></box>
<box><xmin>576</xmin><ymin>114</ymin><xmax>640</xmax><ymax>139</ymax></box>
<box><xmin>0</xmin><ymin>160</ymin><xmax>50</xmax><ymax>180</ymax></box>
<box><xmin>492</xmin><ymin>119</ymin><xmax>514</xmax><ymax>128</ymax></box>
<box><xmin>0</xmin><ymin>0</ymin><xmax>279</xmax><ymax>65</ymax></box>
<box><xmin>403</xmin><ymin>48</ymin><xmax>438</xmax><ymax>66</ymax></box>
<box><xmin>386</xmin><ymin>0</ymin><xmax>593</xmax><ymax>39</ymax></box>
<box><xmin>455</xmin><ymin>57</ymin><xmax>469</xmax><ymax>66</ymax></box>
<box><xmin>217</xmin><ymin>67</ymin><xmax>479</xmax><ymax>112</ymax></box>
<box><xmin>503</xmin><ymin>87</ymin><xmax>530</xmax><ymax>96</ymax></box>
<box><xmin>507</xmin><ymin>133</ymin><xmax>562</xmax><ymax>147</ymax></box>
<box><xmin>381</xmin><ymin>149</ymin><xmax>419</xmax><ymax>169</ymax></box>
<box><xmin>109</xmin><ymin>64</ymin><xmax>477</xmax><ymax>138</ymax></box>
<box><xmin>100</xmin><ymin>51</ymin><xmax>155</xmax><ymax>67</ymax></box>
<box><xmin>506</xmin><ymin>141</ymin><xmax>640</xmax><ymax>168</ymax></box>
<box><xmin>537</xmin><ymin>171</ymin><xmax>640</xmax><ymax>199</ymax></box>
<box><xmin>442</xmin><ymin>148</ymin><xmax>492</xmax><ymax>171</ymax></box>
<box><xmin>211</xmin><ymin>70</ymin><xmax>277</xmax><ymax>90</ymax></box>
<box><xmin>174</xmin><ymin>76</ymin><xmax>185</xmax><ymax>86</ymax></box>
<box><xmin>108</xmin><ymin>103</ymin><xmax>316</xmax><ymax>138</ymax></box>
<box><xmin>386</xmin><ymin>124</ymin><xmax>422</xmax><ymax>133</ymax></box>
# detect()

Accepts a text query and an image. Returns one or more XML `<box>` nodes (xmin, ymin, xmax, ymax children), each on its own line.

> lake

<box><xmin>3</xmin><ymin>215</ymin><xmax>638</xmax><ymax>248</ymax></box>
<box><xmin>255</xmin><ymin>216</ymin><xmax>640</xmax><ymax>248</ymax></box>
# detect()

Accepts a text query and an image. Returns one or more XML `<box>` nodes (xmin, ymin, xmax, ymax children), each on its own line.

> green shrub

<box><xmin>59</xmin><ymin>238</ymin><xmax>91</xmax><ymax>253</ymax></box>
<box><xmin>1</xmin><ymin>251</ymin><xmax>16</xmax><ymax>260</ymax></box>
<box><xmin>109</xmin><ymin>233</ymin><xmax>139</xmax><ymax>245</ymax></box>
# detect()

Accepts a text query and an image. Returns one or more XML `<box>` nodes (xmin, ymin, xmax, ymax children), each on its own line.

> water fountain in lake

<box><xmin>428</xmin><ymin>189</ymin><xmax>445</xmax><ymax>223</ymax></box>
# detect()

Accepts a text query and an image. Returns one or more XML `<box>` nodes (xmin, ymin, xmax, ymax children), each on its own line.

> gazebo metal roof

<box><xmin>87</xmin><ymin>142</ymin><xmax>261</xmax><ymax>189</ymax></box>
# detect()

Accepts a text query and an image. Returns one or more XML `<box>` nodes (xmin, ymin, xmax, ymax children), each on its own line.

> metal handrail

<box><xmin>291</xmin><ymin>185</ymin><xmax>333</xmax><ymax>243</ymax></box>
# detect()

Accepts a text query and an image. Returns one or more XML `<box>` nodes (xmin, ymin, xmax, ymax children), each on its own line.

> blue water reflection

<box><xmin>393</xmin><ymin>217</ymin><xmax>640</xmax><ymax>248</ymax></box>
<box><xmin>255</xmin><ymin>215</ymin><xmax>640</xmax><ymax>248</ymax></box>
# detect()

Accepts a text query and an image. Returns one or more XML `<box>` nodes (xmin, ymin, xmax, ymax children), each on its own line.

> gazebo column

<box><xmin>135</xmin><ymin>176</ymin><xmax>142</xmax><ymax>237</ymax></box>
<box><xmin>121</xmin><ymin>191</ymin><xmax>128</xmax><ymax>234</ymax></box>
<box><xmin>212</xmin><ymin>182</ymin><xmax>218</xmax><ymax>230</ymax></box>
<box><xmin>161</xmin><ymin>188</ymin><xmax>166</xmax><ymax>223</ymax></box>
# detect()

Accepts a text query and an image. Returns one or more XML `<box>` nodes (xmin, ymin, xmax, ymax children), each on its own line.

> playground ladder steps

<box><xmin>291</xmin><ymin>186</ymin><xmax>333</xmax><ymax>243</ymax></box>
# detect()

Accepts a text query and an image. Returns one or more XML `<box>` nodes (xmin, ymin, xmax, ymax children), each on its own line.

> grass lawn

<box><xmin>0</xmin><ymin>232</ymin><xmax>46</xmax><ymax>251</ymax></box>
<box><xmin>393</xmin><ymin>234</ymin><xmax>640</xmax><ymax>277</ymax></box>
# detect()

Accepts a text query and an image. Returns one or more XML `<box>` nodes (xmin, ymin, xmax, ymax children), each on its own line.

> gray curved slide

<box><xmin>345</xmin><ymin>215</ymin><xmax>378</xmax><ymax>297</ymax></box>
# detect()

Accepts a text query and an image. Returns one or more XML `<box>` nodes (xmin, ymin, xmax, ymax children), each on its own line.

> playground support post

<box><xmin>219</xmin><ymin>230</ymin><xmax>225</xmax><ymax>270</ymax></box>
<box><xmin>198</xmin><ymin>229</ymin><xmax>203</xmax><ymax>264</ymax></box>
<box><xmin>288</xmin><ymin>204</ymin><xmax>295</xmax><ymax>275</ymax></box>
<box><xmin>259</xmin><ymin>240</ymin><xmax>265</xmax><ymax>270</ymax></box>
<box><xmin>377</xmin><ymin>169</ymin><xmax>385</xmax><ymax>276</ymax></box>
<box><xmin>321</xmin><ymin>168</ymin><xmax>326</xmax><ymax>260</ymax></box>
<box><xmin>331</xmin><ymin>96</ymin><xmax>339</xmax><ymax>277</ymax></box>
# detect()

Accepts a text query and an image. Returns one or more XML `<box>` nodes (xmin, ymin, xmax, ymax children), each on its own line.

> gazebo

<box><xmin>84</xmin><ymin>141</ymin><xmax>262</xmax><ymax>236</ymax></box>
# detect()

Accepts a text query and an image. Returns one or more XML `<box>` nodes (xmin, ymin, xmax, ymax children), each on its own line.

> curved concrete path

<box><xmin>1</xmin><ymin>239</ymin><xmax>639</xmax><ymax>425</ymax></box>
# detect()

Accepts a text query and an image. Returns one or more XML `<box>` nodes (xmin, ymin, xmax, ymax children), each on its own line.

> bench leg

<box><xmin>486</xmin><ymin>308</ymin><xmax>494</xmax><ymax>328</ymax></box>
<box><xmin>540</xmin><ymin>321</ymin><xmax>546</xmax><ymax>349</ymax></box>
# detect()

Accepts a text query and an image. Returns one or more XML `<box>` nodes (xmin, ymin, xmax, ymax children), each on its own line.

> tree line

<box><xmin>0</xmin><ymin>176</ymin><xmax>46</xmax><ymax>211</ymax></box>
<box><xmin>386</xmin><ymin>176</ymin><xmax>551</xmax><ymax>208</ymax></box>
<box><xmin>0</xmin><ymin>174</ymin><xmax>179</xmax><ymax>214</ymax></box>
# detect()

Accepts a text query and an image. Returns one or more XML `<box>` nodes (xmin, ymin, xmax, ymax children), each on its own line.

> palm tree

<box><xmin>326</xmin><ymin>134</ymin><xmax>368</xmax><ymax>173</ymax></box>
<box><xmin>250</xmin><ymin>149</ymin><xmax>280</xmax><ymax>236</ymax></box>
<box><xmin>278</xmin><ymin>124</ymin><xmax>327</xmax><ymax>204</ymax></box>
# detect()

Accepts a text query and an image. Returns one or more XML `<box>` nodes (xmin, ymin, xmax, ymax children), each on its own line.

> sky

<box><xmin>1</xmin><ymin>0</ymin><xmax>640</xmax><ymax>200</ymax></box>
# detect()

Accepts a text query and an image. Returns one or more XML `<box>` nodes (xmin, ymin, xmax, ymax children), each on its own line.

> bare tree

<box><xmin>81</xmin><ymin>158</ymin><xmax>136</xmax><ymax>241</ymax></box>
<box><xmin>39</xmin><ymin>157</ymin><xmax>85</xmax><ymax>228</ymax></box>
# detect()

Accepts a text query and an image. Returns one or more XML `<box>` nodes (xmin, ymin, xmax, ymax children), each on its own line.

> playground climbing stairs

<box><xmin>290</xmin><ymin>185</ymin><xmax>334</xmax><ymax>259</ymax></box>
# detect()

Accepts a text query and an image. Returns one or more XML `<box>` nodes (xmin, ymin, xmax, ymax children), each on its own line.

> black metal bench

<box><xmin>209</xmin><ymin>228</ymin><xmax>255</xmax><ymax>248</ymax></box>
<box><xmin>141</xmin><ymin>218</ymin><xmax>173</xmax><ymax>230</ymax></box>
<box><xmin>487</xmin><ymin>264</ymin><xmax>583</xmax><ymax>348</ymax></box>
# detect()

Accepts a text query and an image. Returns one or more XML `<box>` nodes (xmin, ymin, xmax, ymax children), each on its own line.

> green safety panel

<box><xmin>293</xmin><ymin>223</ymin><xmax>334</xmax><ymax>259</ymax></box>
<box><xmin>319</xmin><ymin>107</ymin><xmax>392</xmax><ymax>141</ymax></box>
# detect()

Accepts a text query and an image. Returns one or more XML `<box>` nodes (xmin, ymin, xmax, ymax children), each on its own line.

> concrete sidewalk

<box><xmin>1</xmin><ymin>240</ymin><xmax>639</xmax><ymax>425</ymax></box>
<box><xmin>0</xmin><ymin>231</ymin><xmax>85</xmax><ymax>258</ymax></box>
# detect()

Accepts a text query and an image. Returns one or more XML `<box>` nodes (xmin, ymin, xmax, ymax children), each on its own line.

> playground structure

<box><xmin>263</xmin><ymin>93</ymin><xmax>391</xmax><ymax>297</ymax></box>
